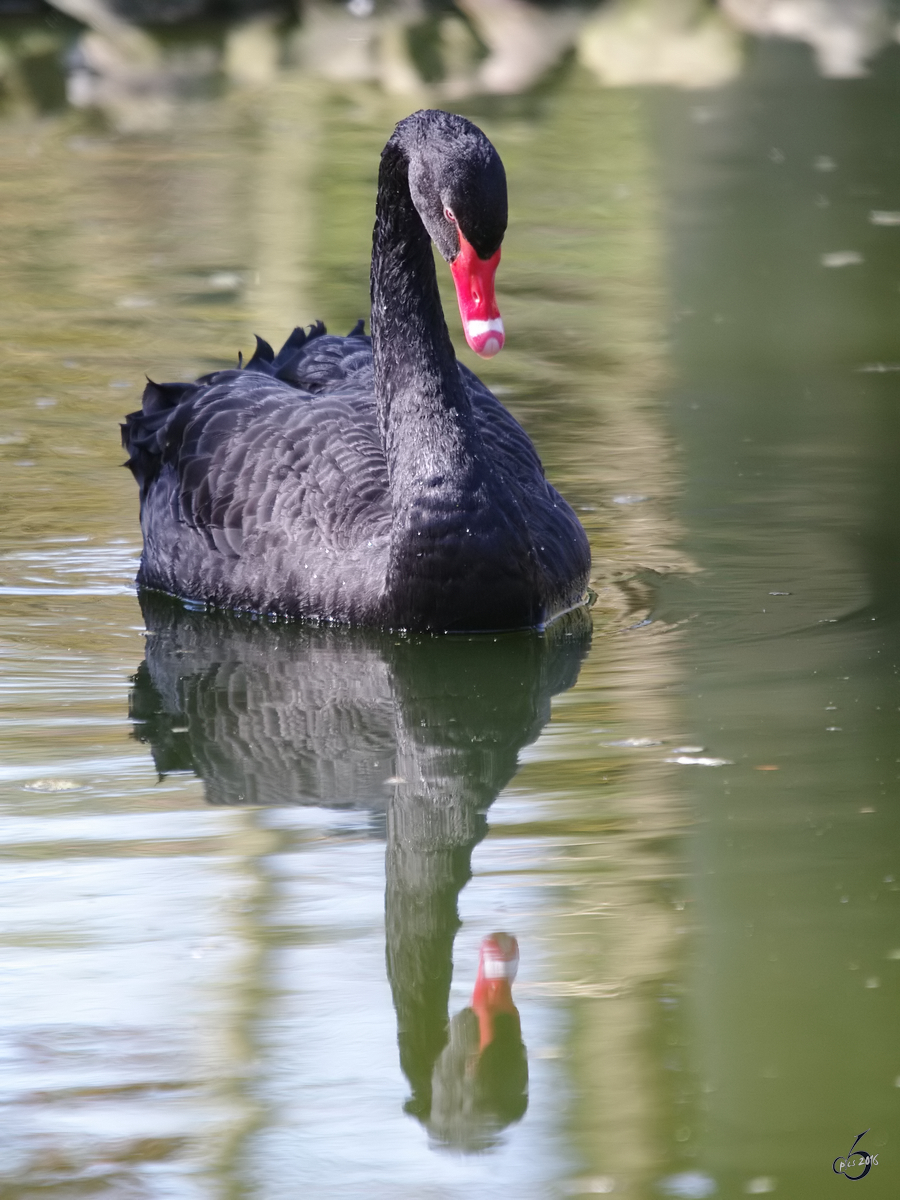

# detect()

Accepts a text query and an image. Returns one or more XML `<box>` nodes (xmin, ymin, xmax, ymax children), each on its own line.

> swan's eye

<box><xmin>444</xmin><ymin>207</ymin><xmax>456</xmax><ymax>223</ymax></box>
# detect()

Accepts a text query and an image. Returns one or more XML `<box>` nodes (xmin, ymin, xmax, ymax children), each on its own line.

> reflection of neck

<box><xmin>472</xmin><ymin>975</ymin><xmax>520</xmax><ymax>1053</ymax></box>
<box><xmin>383</xmin><ymin>704</ymin><xmax>490</xmax><ymax>1117</ymax></box>
<box><xmin>377</xmin><ymin>629</ymin><xmax>586</xmax><ymax>1118</ymax></box>
<box><xmin>384</xmin><ymin>790</ymin><xmax>483</xmax><ymax>1118</ymax></box>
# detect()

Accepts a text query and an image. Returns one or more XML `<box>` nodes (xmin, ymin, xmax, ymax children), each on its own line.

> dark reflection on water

<box><xmin>130</xmin><ymin>593</ymin><xmax>589</xmax><ymax>1148</ymax></box>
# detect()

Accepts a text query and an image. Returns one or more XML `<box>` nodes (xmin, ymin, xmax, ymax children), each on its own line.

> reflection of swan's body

<box><xmin>123</xmin><ymin>110</ymin><xmax>590</xmax><ymax>632</ymax></box>
<box><xmin>132</xmin><ymin>594</ymin><xmax>590</xmax><ymax>1140</ymax></box>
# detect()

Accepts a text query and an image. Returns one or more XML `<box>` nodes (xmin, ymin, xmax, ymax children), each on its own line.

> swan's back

<box><xmin>123</xmin><ymin>323</ymin><xmax>586</xmax><ymax>628</ymax></box>
<box><xmin>125</xmin><ymin>322</ymin><xmax>372</xmax><ymax>503</ymax></box>
<box><xmin>124</xmin><ymin>323</ymin><xmax>392</xmax><ymax>622</ymax></box>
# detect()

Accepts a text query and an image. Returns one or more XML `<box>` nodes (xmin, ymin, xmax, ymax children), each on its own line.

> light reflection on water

<box><xmin>1</xmin><ymin>24</ymin><xmax>899</xmax><ymax>1200</ymax></box>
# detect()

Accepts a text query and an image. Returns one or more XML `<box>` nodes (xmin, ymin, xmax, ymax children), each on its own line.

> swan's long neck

<box><xmin>370</xmin><ymin>137</ymin><xmax>538</xmax><ymax>630</ymax></box>
<box><xmin>370</xmin><ymin>141</ymin><xmax>479</xmax><ymax>504</ymax></box>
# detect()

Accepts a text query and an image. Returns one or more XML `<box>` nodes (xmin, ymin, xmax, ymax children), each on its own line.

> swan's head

<box><xmin>397</xmin><ymin>110</ymin><xmax>508</xmax><ymax>359</ymax></box>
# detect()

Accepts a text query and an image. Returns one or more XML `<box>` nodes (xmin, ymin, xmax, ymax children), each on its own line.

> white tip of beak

<box><xmin>464</xmin><ymin>317</ymin><xmax>505</xmax><ymax>358</ymax></box>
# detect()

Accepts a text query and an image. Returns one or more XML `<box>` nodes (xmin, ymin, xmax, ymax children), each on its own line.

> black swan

<box><xmin>123</xmin><ymin>110</ymin><xmax>590</xmax><ymax>633</ymax></box>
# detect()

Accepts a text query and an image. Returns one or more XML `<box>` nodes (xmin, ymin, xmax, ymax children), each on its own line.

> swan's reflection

<box><xmin>130</xmin><ymin>593</ymin><xmax>590</xmax><ymax>1147</ymax></box>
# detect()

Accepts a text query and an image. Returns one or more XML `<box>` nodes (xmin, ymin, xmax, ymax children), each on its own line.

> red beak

<box><xmin>449</xmin><ymin>231</ymin><xmax>504</xmax><ymax>359</ymax></box>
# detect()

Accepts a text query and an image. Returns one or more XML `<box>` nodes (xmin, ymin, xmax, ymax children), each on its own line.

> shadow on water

<box><xmin>129</xmin><ymin>591</ymin><xmax>591</xmax><ymax>1150</ymax></box>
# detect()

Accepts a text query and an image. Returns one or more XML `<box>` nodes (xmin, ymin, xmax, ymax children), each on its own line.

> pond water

<box><xmin>1</xmin><ymin>30</ymin><xmax>899</xmax><ymax>1200</ymax></box>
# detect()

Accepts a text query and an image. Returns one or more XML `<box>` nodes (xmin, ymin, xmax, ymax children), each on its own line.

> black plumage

<box><xmin>122</xmin><ymin>110</ymin><xmax>590</xmax><ymax>632</ymax></box>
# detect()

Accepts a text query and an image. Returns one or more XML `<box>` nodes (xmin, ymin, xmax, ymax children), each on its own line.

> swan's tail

<box><xmin>122</xmin><ymin>380</ymin><xmax>195</xmax><ymax>499</ymax></box>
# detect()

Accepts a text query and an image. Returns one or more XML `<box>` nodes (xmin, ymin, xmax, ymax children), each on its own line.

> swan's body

<box><xmin>124</xmin><ymin>110</ymin><xmax>590</xmax><ymax>632</ymax></box>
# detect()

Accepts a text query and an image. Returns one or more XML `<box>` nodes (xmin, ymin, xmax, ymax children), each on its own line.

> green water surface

<box><xmin>0</xmin><ymin>33</ymin><xmax>898</xmax><ymax>1200</ymax></box>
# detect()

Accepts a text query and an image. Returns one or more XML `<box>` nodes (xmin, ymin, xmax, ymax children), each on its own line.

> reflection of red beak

<box><xmin>449</xmin><ymin>231</ymin><xmax>504</xmax><ymax>359</ymax></box>
<box><xmin>472</xmin><ymin>933</ymin><xmax>520</xmax><ymax>1051</ymax></box>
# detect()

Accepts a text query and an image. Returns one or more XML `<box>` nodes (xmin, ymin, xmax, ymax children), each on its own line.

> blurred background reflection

<box><xmin>4</xmin><ymin>0</ymin><xmax>900</xmax><ymax>130</ymax></box>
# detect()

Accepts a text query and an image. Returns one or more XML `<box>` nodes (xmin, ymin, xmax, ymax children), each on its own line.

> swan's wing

<box><xmin>461</xmin><ymin>365</ymin><xmax>591</xmax><ymax>596</ymax></box>
<box><xmin>460</xmin><ymin>364</ymin><xmax>546</xmax><ymax>484</ymax></box>
<box><xmin>175</xmin><ymin>378</ymin><xmax>386</xmax><ymax>554</ymax></box>
<box><xmin>122</xmin><ymin>331</ymin><xmax>388</xmax><ymax>564</ymax></box>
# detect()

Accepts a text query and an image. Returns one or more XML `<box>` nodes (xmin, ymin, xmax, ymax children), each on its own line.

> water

<box><xmin>1</xmin><ymin>28</ymin><xmax>899</xmax><ymax>1199</ymax></box>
